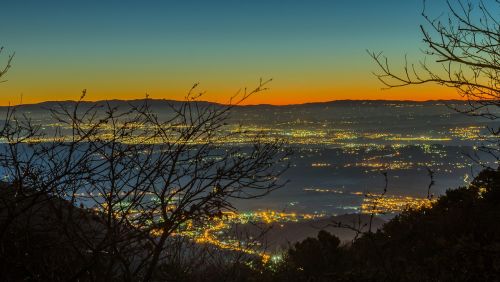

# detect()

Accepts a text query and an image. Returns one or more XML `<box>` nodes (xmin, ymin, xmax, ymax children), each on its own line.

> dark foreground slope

<box><xmin>267</xmin><ymin>168</ymin><xmax>500</xmax><ymax>282</ymax></box>
<box><xmin>0</xmin><ymin>185</ymin><xmax>118</xmax><ymax>281</ymax></box>
<box><xmin>1</xmin><ymin>168</ymin><xmax>499</xmax><ymax>281</ymax></box>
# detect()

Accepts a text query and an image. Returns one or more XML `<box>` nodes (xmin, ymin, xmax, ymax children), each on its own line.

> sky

<box><xmin>0</xmin><ymin>0</ymin><xmax>469</xmax><ymax>105</ymax></box>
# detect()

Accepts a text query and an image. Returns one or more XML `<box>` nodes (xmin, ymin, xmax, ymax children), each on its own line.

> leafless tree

<box><xmin>369</xmin><ymin>0</ymin><xmax>499</xmax><ymax>161</ymax></box>
<box><xmin>426</xmin><ymin>167</ymin><xmax>435</xmax><ymax>200</ymax></box>
<box><xmin>0</xmin><ymin>46</ymin><xmax>14</xmax><ymax>83</ymax></box>
<box><xmin>0</xmin><ymin>80</ymin><xmax>290</xmax><ymax>281</ymax></box>
<box><xmin>321</xmin><ymin>171</ymin><xmax>388</xmax><ymax>245</ymax></box>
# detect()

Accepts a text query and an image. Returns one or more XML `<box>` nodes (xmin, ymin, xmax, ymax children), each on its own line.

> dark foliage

<box><xmin>2</xmin><ymin>169</ymin><xmax>499</xmax><ymax>281</ymax></box>
<box><xmin>270</xmin><ymin>168</ymin><xmax>500</xmax><ymax>282</ymax></box>
<box><xmin>0</xmin><ymin>85</ymin><xmax>289</xmax><ymax>281</ymax></box>
<box><xmin>0</xmin><ymin>185</ymin><xmax>117</xmax><ymax>281</ymax></box>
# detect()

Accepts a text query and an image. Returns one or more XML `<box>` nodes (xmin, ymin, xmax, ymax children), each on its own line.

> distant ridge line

<box><xmin>0</xmin><ymin>99</ymin><xmax>470</xmax><ymax>109</ymax></box>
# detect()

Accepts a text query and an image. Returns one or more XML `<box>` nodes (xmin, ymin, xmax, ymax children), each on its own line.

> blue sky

<box><xmin>0</xmin><ymin>0</ymin><xmax>474</xmax><ymax>104</ymax></box>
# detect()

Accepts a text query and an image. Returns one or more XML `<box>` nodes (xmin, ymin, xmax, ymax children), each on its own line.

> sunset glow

<box><xmin>0</xmin><ymin>0</ymin><xmax>467</xmax><ymax>106</ymax></box>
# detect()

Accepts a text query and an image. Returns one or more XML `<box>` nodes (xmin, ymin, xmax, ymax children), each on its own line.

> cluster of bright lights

<box><xmin>361</xmin><ymin>194</ymin><xmax>436</xmax><ymax>214</ymax></box>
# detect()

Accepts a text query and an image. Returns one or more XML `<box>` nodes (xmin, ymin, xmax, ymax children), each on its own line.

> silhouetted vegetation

<box><xmin>263</xmin><ymin>167</ymin><xmax>500</xmax><ymax>282</ymax></box>
<box><xmin>0</xmin><ymin>46</ymin><xmax>13</xmax><ymax>83</ymax></box>
<box><xmin>1</xmin><ymin>0</ymin><xmax>498</xmax><ymax>280</ymax></box>
<box><xmin>370</xmin><ymin>0</ymin><xmax>499</xmax><ymax>163</ymax></box>
<box><xmin>0</xmin><ymin>83</ymin><xmax>290</xmax><ymax>281</ymax></box>
<box><xmin>2</xmin><ymin>166</ymin><xmax>499</xmax><ymax>281</ymax></box>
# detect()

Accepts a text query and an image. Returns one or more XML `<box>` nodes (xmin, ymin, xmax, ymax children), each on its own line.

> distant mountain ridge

<box><xmin>0</xmin><ymin>98</ymin><xmax>470</xmax><ymax>111</ymax></box>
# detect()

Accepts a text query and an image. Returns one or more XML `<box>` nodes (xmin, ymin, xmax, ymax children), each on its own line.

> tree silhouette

<box><xmin>370</xmin><ymin>0</ymin><xmax>499</xmax><ymax>161</ymax></box>
<box><xmin>0</xmin><ymin>45</ymin><xmax>14</xmax><ymax>83</ymax></box>
<box><xmin>0</xmin><ymin>81</ymin><xmax>290</xmax><ymax>281</ymax></box>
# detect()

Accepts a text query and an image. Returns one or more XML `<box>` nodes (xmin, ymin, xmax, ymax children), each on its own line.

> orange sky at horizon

<box><xmin>0</xmin><ymin>82</ymin><xmax>461</xmax><ymax>106</ymax></box>
<box><xmin>1</xmin><ymin>0</ymin><xmax>483</xmax><ymax>107</ymax></box>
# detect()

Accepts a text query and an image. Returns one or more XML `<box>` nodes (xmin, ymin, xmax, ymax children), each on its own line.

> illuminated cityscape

<box><xmin>1</xmin><ymin>100</ymin><xmax>499</xmax><ymax>260</ymax></box>
<box><xmin>1</xmin><ymin>0</ymin><xmax>499</xmax><ymax>279</ymax></box>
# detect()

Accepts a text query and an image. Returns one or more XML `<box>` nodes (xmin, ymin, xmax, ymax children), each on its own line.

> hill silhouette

<box><xmin>0</xmin><ymin>98</ymin><xmax>471</xmax><ymax>111</ymax></box>
<box><xmin>2</xmin><ymin>168</ymin><xmax>499</xmax><ymax>281</ymax></box>
<box><xmin>267</xmin><ymin>168</ymin><xmax>500</xmax><ymax>282</ymax></box>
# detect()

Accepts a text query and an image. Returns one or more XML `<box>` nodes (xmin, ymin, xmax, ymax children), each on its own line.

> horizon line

<box><xmin>1</xmin><ymin>98</ymin><xmax>471</xmax><ymax>108</ymax></box>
